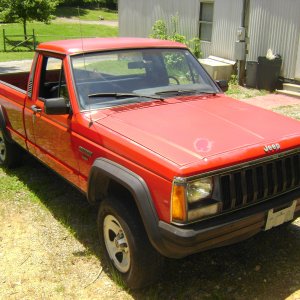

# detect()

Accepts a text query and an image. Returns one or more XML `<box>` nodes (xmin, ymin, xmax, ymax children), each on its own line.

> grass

<box><xmin>226</xmin><ymin>83</ymin><xmax>269</xmax><ymax>99</ymax></box>
<box><xmin>1</xmin><ymin>155</ymin><xmax>300</xmax><ymax>298</ymax></box>
<box><xmin>0</xmin><ymin>18</ymin><xmax>118</xmax><ymax>62</ymax></box>
<box><xmin>224</xmin><ymin>75</ymin><xmax>269</xmax><ymax>99</ymax></box>
<box><xmin>54</xmin><ymin>6</ymin><xmax>118</xmax><ymax>21</ymax></box>
<box><xmin>0</xmin><ymin>156</ymin><xmax>100</xmax><ymax>256</ymax></box>
<box><xmin>272</xmin><ymin>104</ymin><xmax>300</xmax><ymax>120</ymax></box>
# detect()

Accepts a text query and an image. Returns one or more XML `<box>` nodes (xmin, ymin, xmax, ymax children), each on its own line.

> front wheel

<box><xmin>98</xmin><ymin>197</ymin><xmax>164</xmax><ymax>289</ymax></box>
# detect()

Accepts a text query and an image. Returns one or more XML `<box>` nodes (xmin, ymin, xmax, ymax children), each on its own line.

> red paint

<box><xmin>36</xmin><ymin>37</ymin><xmax>186</xmax><ymax>55</ymax></box>
<box><xmin>1</xmin><ymin>38</ymin><xmax>300</xmax><ymax>224</ymax></box>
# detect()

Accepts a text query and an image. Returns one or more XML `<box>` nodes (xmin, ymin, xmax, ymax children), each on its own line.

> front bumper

<box><xmin>155</xmin><ymin>189</ymin><xmax>300</xmax><ymax>258</ymax></box>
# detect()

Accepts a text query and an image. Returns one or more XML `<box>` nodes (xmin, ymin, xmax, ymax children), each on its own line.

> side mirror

<box><xmin>44</xmin><ymin>97</ymin><xmax>70</xmax><ymax>115</ymax></box>
<box><xmin>216</xmin><ymin>80</ymin><xmax>229</xmax><ymax>92</ymax></box>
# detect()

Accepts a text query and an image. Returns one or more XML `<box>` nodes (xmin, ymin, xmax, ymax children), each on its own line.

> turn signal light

<box><xmin>171</xmin><ymin>184</ymin><xmax>187</xmax><ymax>222</ymax></box>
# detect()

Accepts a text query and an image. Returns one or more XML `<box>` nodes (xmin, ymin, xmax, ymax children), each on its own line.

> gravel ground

<box><xmin>237</xmin><ymin>93</ymin><xmax>300</xmax><ymax>109</ymax></box>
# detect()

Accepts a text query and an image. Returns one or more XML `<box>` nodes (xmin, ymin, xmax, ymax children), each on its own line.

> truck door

<box><xmin>26</xmin><ymin>55</ymin><xmax>80</xmax><ymax>187</ymax></box>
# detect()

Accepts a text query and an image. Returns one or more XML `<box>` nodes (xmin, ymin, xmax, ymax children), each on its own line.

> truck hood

<box><xmin>96</xmin><ymin>95</ymin><xmax>300</xmax><ymax>167</ymax></box>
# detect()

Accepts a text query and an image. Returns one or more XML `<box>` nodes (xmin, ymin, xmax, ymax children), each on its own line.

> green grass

<box><xmin>54</xmin><ymin>6</ymin><xmax>118</xmax><ymax>21</ymax></box>
<box><xmin>0</xmin><ymin>51</ymin><xmax>35</xmax><ymax>61</ymax></box>
<box><xmin>0</xmin><ymin>22</ymin><xmax>118</xmax><ymax>62</ymax></box>
<box><xmin>226</xmin><ymin>84</ymin><xmax>269</xmax><ymax>99</ymax></box>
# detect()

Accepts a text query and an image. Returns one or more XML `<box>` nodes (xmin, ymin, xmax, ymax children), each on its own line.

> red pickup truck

<box><xmin>1</xmin><ymin>38</ymin><xmax>300</xmax><ymax>289</ymax></box>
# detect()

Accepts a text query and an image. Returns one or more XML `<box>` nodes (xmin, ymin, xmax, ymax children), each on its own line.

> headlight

<box><xmin>187</xmin><ymin>177</ymin><xmax>212</xmax><ymax>203</ymax></box>
<box><xmin>171</xmin><ymin>176</ymin><xmax>221</xmax><ymax>224</ymax></box>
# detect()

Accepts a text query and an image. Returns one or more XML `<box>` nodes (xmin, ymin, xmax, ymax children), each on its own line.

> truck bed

<box><xmin>0</xmin><ymin>72</ymin><xmax>29</xmax><ymax>91</ymax></box>
<box><xmin>0</xmin><ymin>72</ymin><xmax>28</xmax><ymax>149</ymax></box>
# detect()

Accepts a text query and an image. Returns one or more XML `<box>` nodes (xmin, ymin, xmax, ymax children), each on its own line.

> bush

<box><xmin>150</xmin><ymin>16</ymin><xmax>202</xmax><ymax>58</ymax></box>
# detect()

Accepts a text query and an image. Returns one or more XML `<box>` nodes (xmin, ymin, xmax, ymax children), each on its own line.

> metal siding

<box><xmin>296</xmin><ymin>38</ymin><xmax>300</xmax><ymax>79</ymax></box>
<box><xmin>119</xmin><ymin>0</ymin><xmax>200</xmax><ymax>42</ymax></box>
<box><xmin>201</xmin><ymin>42</ymin><xmax>212</xmax><ymax>59</ymax></box>
<box><xmin>248</xmin><ymin>0</ymin><xmax>300</xmax><ymax>79</ymax></box>
<box><xmin>211</xmin><ymin>0</ymin><xmax>244</xmax><ymax>60</ymax></box>
<box><xmin>119</xmin><ymin>0</ymin><xmax>300</xmax><ymax>78</ymax></box>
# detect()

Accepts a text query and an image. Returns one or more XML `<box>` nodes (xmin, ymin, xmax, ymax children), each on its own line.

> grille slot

<box><xmin>220</xmin><ymin>153</ymin><xmax>300</xmax><ymax>212</ymax></box>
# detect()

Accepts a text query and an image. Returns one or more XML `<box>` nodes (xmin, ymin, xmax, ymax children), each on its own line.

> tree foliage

<box><xmin>150</xmin><ymin>16</ymin><xmax>202</xmax><ymax>58</ymax></box>
<box><xmin>0</xmin><ymin>0</ymin><xmax>58</xmax><ymax>37</ymax></box>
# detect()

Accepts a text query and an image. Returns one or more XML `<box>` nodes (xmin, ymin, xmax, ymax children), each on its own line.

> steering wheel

<box><xmin>168</xmin><ymin>76</ymin><xmax>180</xmax><ymax>85</ymax></box>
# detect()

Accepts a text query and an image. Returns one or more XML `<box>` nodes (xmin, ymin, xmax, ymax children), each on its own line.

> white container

<box><xmin>199</xmin><ymin>56</ymin><xmax>235</xmax><ymax>81</ymax></box>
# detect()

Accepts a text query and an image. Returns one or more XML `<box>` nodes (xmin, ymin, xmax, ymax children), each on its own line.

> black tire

<box><xmin>98</xmin><ymin>196</ymin><xmax>164</xmax><ymax>289</ymax></box>
<box><xmin>0</xmin><ymin>128</ymin><xmax>23</xmax><ymax>168</ymax></box>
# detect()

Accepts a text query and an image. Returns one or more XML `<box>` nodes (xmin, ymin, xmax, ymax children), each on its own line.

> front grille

<box><xmin>220</xmin><ymin>152</ymin><xmax>300</xmax><ymax>211</ymax></box>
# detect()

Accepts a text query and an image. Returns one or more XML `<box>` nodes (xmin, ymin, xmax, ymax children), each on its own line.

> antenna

<box><xmin>77</xmin><ymin>6</ymin><xmax>93</xmax><ymax>127</ymax></box>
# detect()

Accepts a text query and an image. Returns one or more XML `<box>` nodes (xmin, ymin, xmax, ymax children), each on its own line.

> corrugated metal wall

<box><xmin>211</xmin><ymin>0</ymin><xmax>243</xmax><ymax>60</ymax></box>
<box><xmin>247</xmin><ymin>0</ymin><xmax>300</xmax><ymax>79</ymax></box>
<box><xmin>296</xmin><ymin>38</ymin><xmax>300</xmax><ymax>79</ymax></box>
<box><xmin>119</xmin><ymin>0</ymin><xmax>300</xmax><ymax>78</ymax></box>
<box><xmin>118</xmin><ymin>0</ymin><xmax>213</xmax><ymax>58</ymax></box>
<box><xmin>119</xmin><ymin>0</ymin><xmax>200</xmax><ymax>40</ymax></box>
<box><xmin>118</xmin><ymin>0</ymin><xmax>242</xmax><ymax>59</ymax></box>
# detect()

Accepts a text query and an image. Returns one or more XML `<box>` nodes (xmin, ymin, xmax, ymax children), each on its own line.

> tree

<box><xmin>0</xmin><ymin>0</ymin><xmax>58</xmax><ymax>37</ymax></box>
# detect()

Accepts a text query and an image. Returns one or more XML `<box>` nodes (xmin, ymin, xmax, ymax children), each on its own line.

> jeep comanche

<box><xmin>1</xmin><ymin>38</ymin><xmax>300</xmax><ymax>289</ymax></box>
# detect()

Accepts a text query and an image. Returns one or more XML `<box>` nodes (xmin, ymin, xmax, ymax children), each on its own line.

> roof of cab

<box><xmin>36</xmin><ymin>37</ymin><xmax>187</xmax><ymax>55</ymax></box>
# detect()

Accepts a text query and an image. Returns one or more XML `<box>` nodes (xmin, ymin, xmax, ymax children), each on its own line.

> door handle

<box><xmin>31</xmin><ymin>105</ymin><xmax>42</xmax><ymax>113</ymax></box>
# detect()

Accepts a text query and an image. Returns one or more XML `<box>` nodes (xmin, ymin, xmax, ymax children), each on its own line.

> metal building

<box><xmin>119</xmin><ymin>0</ymin><xmax>300</xmax><ymax>80</ymax></box>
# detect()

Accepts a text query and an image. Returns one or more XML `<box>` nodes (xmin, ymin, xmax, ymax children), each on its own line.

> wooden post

<box><xmin>238</xmin><ymin>60</ymin><xmax>246</xmax><ymax>86</ymax></box>
<box><xmin>3</xmin><ymin>29</ymin><xmax>6</xmax><ymax>52</ymax></box>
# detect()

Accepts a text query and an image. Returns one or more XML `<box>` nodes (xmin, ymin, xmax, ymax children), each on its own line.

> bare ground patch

<box><xmin>0</xmin><ymin>160</ymin><xmax>132</xmax><ymax>299</ymax></box>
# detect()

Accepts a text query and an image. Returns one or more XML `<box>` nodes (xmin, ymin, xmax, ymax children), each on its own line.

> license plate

<box><xmin>264</xmin><ymin>200</ymin><xmax>297</xmax><ymax>231</ymax></box>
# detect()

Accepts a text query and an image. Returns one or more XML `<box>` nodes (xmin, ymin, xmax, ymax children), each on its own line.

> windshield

<box><xmin>71</xmin><ymin>48</ymin><xmax>219</xmax><ymax>110</ymax></box>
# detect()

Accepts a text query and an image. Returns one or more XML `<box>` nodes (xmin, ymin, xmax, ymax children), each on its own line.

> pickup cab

<box><xmin>1</xmin><ymin>38</ymin><xmax>300</xmax><ymax>289</ymax></box>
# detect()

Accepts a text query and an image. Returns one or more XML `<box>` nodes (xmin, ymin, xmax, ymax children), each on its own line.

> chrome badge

<box><xmin>264</xmin><ymin>143</ymin><xmax>280</xmax><ymax>153</ymax></box>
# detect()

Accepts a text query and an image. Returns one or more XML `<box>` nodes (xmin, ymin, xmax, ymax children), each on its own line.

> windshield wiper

<box><xmin>155</xmin><ymin>89</ymin><xmax>197</xmax><ymax>95</ymax></box>
<box><xmin>155</xmin><ymin>89</ymin><xmax>216</xmax><ymax>96</ymax></box>
<box><xmin>88</xmin><ymin>92</ymin><xmax>163</xmax><ymax>101</ymax></box>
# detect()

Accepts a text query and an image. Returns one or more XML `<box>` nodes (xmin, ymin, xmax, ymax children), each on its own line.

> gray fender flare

<box><xmin>87</xmin><ymin>158</ymin><xmax>166</xmax><ymax>254</ymax></box>
<box><xmin>0</xmin><ymin>105</ymin><xmax>13</xmax><ymax>143</ymax></box>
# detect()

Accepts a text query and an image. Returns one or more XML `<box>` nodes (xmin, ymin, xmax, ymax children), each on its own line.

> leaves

<box><xmin>149</xmin><ymin>16</ymin><xmax>202</xmax><ymax>58</ymax></box>
<box><xmin>0</xmin><ymin>0</ymin><xmax>58</xmax><ymax>35</ymax></box>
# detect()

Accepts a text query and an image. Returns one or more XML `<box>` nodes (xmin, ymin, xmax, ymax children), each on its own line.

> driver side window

<box><xmin>38</xmin><ymin>57</ymin><xmax>70</xmax><ymax>102</ymax></box>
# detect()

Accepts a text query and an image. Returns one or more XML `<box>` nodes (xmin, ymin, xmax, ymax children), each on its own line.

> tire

<box><xmin>0</xmin><ymin>128</ymin><xmax>23</xmax><ymax>168</ymax></box>
<box><xmin>98</xmin><ymin>196</ymin><xmax>164</xmax><ymax>289</ymax></box>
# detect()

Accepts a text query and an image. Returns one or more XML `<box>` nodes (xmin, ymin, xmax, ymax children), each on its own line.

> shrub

<box><xmin>150</xmin><ymin>16</ymin><xmax>202</xmax><ymax>58</ymax></box>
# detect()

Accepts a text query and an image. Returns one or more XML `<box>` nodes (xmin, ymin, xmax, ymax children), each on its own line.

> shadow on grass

<box><xmin>3</xmin><ymin>154</ymin><xmax>300</xmax><ymax>299</ymax></box>
<box><xmin>5</xmin><ymin>39</ymin><xmax>35</xmax><ymax>51</ymax></box>
<box><xmin>54</xmin><ymin>7</ymin><xmax>90</xmax><ymax>19</ymax></box>
<box><xmin>3</xmin><ymin>154</ymin><xmax>100</xmax><ymax>257</ymax></box>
